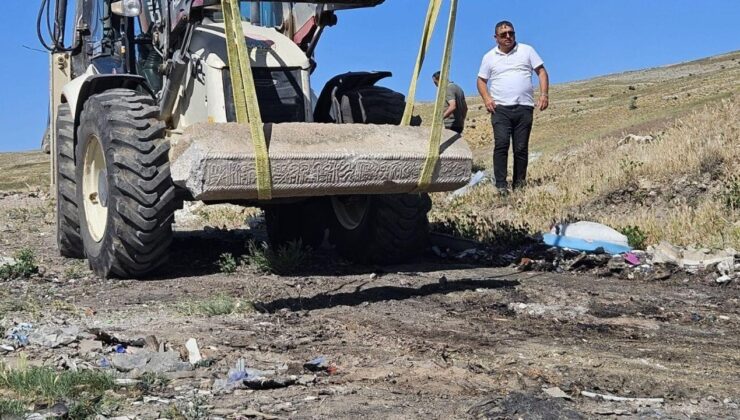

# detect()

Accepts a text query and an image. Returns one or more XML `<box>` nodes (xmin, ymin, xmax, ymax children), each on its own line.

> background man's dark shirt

<box><xmin>444</xmin><ymin>82</ymin><xmax>468</xmax><ymax>132</ymax></box>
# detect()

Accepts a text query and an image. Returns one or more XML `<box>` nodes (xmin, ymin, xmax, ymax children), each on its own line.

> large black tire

<box><xmin>265</xmin><ymin>199</ymin><xmax>328</xmax><ymax>250</ymax></box>
<box><xmin>330</xmin><ymin>85</ymin><xmax>432</xmax><ymax>264</ymax></box>
<box><xmin>339</xmin><ymin>86</ymin><xmax>405</xmax><ymax>125</ymax></box>
<box><xmin>329</xmin><ymin>193</ymin><xmax>431</xmax><ymax>264</ymax></box>
<box><xmin>56</xmin><ymin>104</ymin><xmax>84</xmax><ymax>258</ymax></box>
<box><xmin>75</xmin><ymin>89</ymin><xmax>175</xmax><ymax>279</ymax></box>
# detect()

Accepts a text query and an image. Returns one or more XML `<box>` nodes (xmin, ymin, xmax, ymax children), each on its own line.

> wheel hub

<box><xmin>82</xmin><ymin>136</ymin><xmax>109</xmax><ymax>243</ymax></box>
<box><xmin>331</xmin><ymin>196</ymin><xmax>370</xmax><ymax>230</ymax></box>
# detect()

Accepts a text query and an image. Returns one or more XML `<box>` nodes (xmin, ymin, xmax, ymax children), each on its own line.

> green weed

<box><xmin>243</xmin><ymin>240</ymin><xmax>311</xmax><ymax>275</ymax></box>
<box><xmin>217</xmin><ymin>253</ymin><xmax>238</xmax><ymax>274</ymax></box>
<box><xmin>0</xmin><ymin>249</ymin><xmax>39</xmax><ymax>280</ymax></box>
<box><xmin>137</xmin><ymin>372</ymin><xmax>170</xmax><ymax>393</ymax></box>
<box><xmin>0</xmin><ymin>364</ymin><xmax>115</xmax><ymax>413</ymax></box>
<box><xmin>619</xmin><ymin>225</ymin><xmax>649</xmax><ymax>250</ymax></box>
<box><xmin>0</xmin><ymin>398</ymin><xmax>26</xmax><ymax>417</ymax></box>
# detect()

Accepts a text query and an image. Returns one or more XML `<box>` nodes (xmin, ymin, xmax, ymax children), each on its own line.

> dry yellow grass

<box><xmin>430</xmin><ymin>95</ymin><xmax>740</xmax><ymax>248</ymax></box>
<box><xmin>0</xmin><ymin>152</ymin><xmax>49</xmax><ymax>192</ymax></box>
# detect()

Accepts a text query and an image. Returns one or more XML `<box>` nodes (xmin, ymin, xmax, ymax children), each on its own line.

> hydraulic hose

<box><xmin>37</xmin><ymin>0</ymin><xmax>77</xmax><ymax>52</ymax></box>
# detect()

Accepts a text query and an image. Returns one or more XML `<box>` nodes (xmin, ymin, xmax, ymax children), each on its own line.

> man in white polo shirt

<box><xmin>477</xmin><ymin>20</ymin><xmax>549</xmax><ymax>193</ymax></box>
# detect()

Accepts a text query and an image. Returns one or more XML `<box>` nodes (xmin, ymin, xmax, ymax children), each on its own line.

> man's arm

<box><xmin>443</xmin><ymin>100</ymin><xmax>457</xmax><ymax>119</ymax></box>
<box><xmin>477</xmin><ymin>77</ymin><xmax>495</xmax><ymax>113</ymax></box>
<box><xmin>535</xmin><ymin>65</ymin><xmax>549</xmax><ymax>111</ymax></box>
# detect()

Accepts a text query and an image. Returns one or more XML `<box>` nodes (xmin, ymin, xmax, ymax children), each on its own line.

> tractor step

<box><xmin>169</xmin><ymin>122</ymin><xmax>472</xmax><ymax>200</ymax></box>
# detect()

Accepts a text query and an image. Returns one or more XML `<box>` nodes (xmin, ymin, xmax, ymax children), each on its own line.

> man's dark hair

<box><xmin>495</xmin><ymin>20</ymin><xmax>514</xmax><ymax>35</ymax></box>
<box><xmin>432</xmin><ymin>71</ymin><xmax>441</xmax><ymax>80</ymax></box>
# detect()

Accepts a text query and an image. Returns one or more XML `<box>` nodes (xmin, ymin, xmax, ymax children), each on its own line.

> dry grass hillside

<box><xmin>1</xmin><ymin>51</ymin><xmax>738</xmax><ymax>248</ymax></box>
<box><xmin>423</xmin><ymin>50</ymin><xmax>740</xmax><ymax>249</ymax></box>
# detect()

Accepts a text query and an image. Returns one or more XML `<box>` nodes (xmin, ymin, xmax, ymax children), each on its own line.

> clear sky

<box><xmin>1</xmin><ymin>0</ymin><xmax>738</xmax><ymax>152</ymax></box>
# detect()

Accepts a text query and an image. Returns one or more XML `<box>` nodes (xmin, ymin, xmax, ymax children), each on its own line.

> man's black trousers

<box><xmin>491</xmin><ymin>105</ymin><xmax>534</xmax><ymax>189</ymax></box>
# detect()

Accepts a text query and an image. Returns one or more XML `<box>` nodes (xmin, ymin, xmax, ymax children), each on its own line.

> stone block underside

<box><xmin>170</xmin><ymin>122</ymin><xmax>472</xmax><ymax>200</ymax></box>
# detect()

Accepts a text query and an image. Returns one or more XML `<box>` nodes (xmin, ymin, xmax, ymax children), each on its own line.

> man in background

<box><xmin>477</xmin><ymin>20</ymin><xmax>549</xmax><ymax>194</ymax></box>
<box><xmin>433</xmin><ymin>71</ymin><xmax>468</xmax><ymax>134</ymax></box>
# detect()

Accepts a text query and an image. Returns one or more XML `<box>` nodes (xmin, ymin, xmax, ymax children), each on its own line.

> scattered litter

<box><xmin>114</xmin><ymin>378</ymin><xmax>141</xmax><ymax>387</ymax></box>
<box><xmin>716</xmin><ymin>275</ymin><xmax>733</xmax><ymax>284</ymax></box>
<box><xmin>5</xmin><ymin>323</ymin><xmax>33</xmax><ymax>347</ymax></box>
<box><xmin>239</xmin><ymin>409</ymin><xmax>281</xmax><ymax>419</ymax></box>
<box><xmin>304</xmin><ymin>356</ymin><xmax>328</xmax><ymax>371</ymax></box>
<box><xmin>143</xmin><ymin>396</ymin><xmax>172</xmax><ymax>404</ymax></box>
<box><xmin>185</xmin><ymin>338</ymin><xmax>203</xmax><ymax>364</ymax></box>
<box><xmin>544</xmin><ymin>221</ymin><xmax>631</xmax><ymax>255</ymax></box>
<box><xmin>448</xmin><ymin>170</ymin><xmax>487</xmax><ymax>200</ymax></box>
<box><xmin>624</xmin><ymin>252</ymin><xmax>641</xmax><ymax>266</ymax></box>
<box><xmin>99</xmin><ymin>357</ymin><xmax>111</xmax><ymax>369</ymax></box>
<box><xmin>581</xmin><ymin>390</ymin><xmax>664</xmax><ymax>404</ymax></box>
<box><xmin>89</xmin><ymin>328</ymin><xmax>146</xmax><ymax>347</ymax></box>
<box><xmin>304</xmin><ymin>356</ymin><xmax>337</xmax><ymax>374</ymax></box>
<box><xmin>244</xmin><ymin>375</ymin><xmax>298</xmax><ymax>390</ymax></box>
<box><xmin>115</xmin><ymin>344</ymin><xmax>127</xmax><ymax>353</ymax></box>
<box><xmin>543</xmin><ymin>386</ymin><xmax>571</xmax><ymax>399</ymax></box>
<box><xmin>647</xmin><ymin>242</ymin><xmax>736</xmax><ymax>272</ymax></box>
<box><xmin>215</xmin><ymin>358</ymin><xmax>302</xmax><ymax>393</ymax></box>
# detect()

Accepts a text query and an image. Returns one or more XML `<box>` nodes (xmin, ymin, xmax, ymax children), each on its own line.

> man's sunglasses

<box><xmin>497</xmin><ymin>31</ymin><xmax>515</xmax><ymax>38</ymax></box>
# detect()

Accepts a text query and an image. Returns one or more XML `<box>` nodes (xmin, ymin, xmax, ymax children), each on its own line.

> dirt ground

<box><xmin>1</xmin><ymin>191</ymin><xmax>738</xmax><ymax>419</ymax></box>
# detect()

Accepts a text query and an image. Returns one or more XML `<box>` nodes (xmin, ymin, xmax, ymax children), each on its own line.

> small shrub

<box><xmin>244</xmin><ymin>240</ymin><xmax>310</xmax><ymax>275</ymax></box>
<box><xmin>138</xmin><ymin>372</ymin><xmax>170</xmax><ymax>393</ymax></box>
<box><xmin>217</xmin><ymin>253</ymin><xmax>238</xmax><ymax>274</ymax></box>
<box><xmin>0</xmin><ymin>249</ymin><xmax>39</xmax><ymax>280</ymax></box>
<box><xmin>698</xmin><ymin>152</ymin><xmax>724</xmax><ymax>180</ymax></box>
<box><xmin>163</xmin><ymin>395</ymin><xmax>210</xmax><ymax>420</ymax></box>
<box><xmin>619</xmin><ymin>159</ymin><xmax>643</xmax><ymax>176</ymax></box>
<box><xmin>620</xmin><ymin>225</ymin><xmax>649</xmax><ymax>250</ymax></box>
<box><xmin>722</xmin><ymin>175</ymin><xmax>740</xmax><ymax>211</ymax></box>
<box><xmin>628</xmin><ymin>97</ymin><xmax>638</xmax><ymax>110</ymax></box>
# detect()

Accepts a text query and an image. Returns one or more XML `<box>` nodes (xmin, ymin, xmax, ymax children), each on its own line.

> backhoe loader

<box><xmin>41</xmin><ymin>0</ymin><xmax>471</xmax><ymax>278</ymax></box>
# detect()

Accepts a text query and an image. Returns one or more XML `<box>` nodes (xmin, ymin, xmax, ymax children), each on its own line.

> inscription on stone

<box><xmin>203</xmin><ymin>156</ymin><xmax>470</xmax><ymax>189</ymax></box>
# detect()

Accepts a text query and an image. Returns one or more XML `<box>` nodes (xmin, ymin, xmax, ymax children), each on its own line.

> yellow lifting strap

<box><xmin>416</xmin><ymin>0</ymin><xmax>458</xmax><ymax>190</ymax></box>
<box><xmin>221</xmin><ymin>0</ymin><xmax>273</xmax><ymax>200</ymax></box>
<box><xmin>401</xmin><ymin>0</ymin><xmax>442</xmax><ymax>126</ymax></box>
